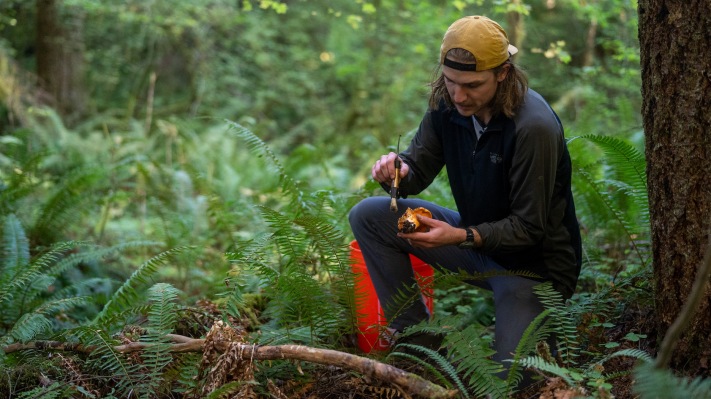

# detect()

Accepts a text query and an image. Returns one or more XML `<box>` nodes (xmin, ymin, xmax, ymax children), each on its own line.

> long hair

<box><xmin>428</xmin><ymin>48</ymin><xmax>528</xmax><ymax>118</ymax></box>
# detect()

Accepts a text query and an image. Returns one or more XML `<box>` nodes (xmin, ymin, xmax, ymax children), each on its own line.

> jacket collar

<box><xmin>448</xmin><ymin>108</ymin><xmax>505</xmax><ymax>133</ymax></box>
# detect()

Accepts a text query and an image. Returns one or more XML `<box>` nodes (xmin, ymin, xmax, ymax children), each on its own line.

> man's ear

<box><xmin>496</xmin><ymin>63</ymin><xmax>511</xmax><ymax>82</ymax></box>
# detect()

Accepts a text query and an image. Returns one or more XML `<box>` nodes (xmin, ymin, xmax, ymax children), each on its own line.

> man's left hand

<box><xmin>397</xmin><ymin>215</ymin><xmax>467</xmax><ymax>248</ymax></box>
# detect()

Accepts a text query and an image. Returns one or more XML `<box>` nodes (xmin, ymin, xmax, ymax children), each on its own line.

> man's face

<box><xmin>442</xmin><ymin>63</ymin><xmax>508</xmax><ymax>118</ymax></box>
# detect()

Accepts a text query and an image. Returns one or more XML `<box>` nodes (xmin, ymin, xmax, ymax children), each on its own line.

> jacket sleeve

<box><xmin>474</xmin><ymin>107</ymin><xmax>564</xmax><ymax>252</ymax></box>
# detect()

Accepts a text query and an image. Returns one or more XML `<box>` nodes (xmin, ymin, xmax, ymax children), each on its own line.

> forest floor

<box><xmin>243</xmin><ymin>303</ymin><xmax>658</xmax><ymax>399</ymax></box>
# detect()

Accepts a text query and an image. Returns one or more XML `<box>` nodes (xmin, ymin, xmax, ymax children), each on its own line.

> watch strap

<box><xmin>458</xmin><ymin>227</ymin><xmax>476</xmax><ymax>249</ymax></box>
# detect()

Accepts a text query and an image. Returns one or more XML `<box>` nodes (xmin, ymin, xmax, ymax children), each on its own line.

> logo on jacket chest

<box><xmin>489</xmin><ymin>152</ymin><xmax>503</xmax><ymax>164</ymax></box>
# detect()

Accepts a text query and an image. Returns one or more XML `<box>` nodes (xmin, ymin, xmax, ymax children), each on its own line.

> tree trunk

<box><xmin>638</xmin><ymin>0</ymin><xmax>711</xmax><ymax>376</ymax></box>
<box><xmin>36</xmin><ymin>0</ymin><xmax>87</xmax><ymax>124</ymax></box>
<box><xmin>506</xmin><ymin>2</ymin><xmax>526</xmax><ymax>59</ymax></box>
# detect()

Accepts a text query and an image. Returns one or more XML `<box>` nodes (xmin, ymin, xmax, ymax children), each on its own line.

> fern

<box><xmin>389</xmin><ymin>343</ymin><xmax>470</xmax><ymax>397</ymax></box>
<box><xmin>205</xmin><ymin>381</ymin><xmax>257</xmax><ymax>399</ymax></box>
<box><xmin>16</xmin><ymin>382</ymin><xmax>64</xmax><ymax>399</ymax></box>
<box><xmin>517</xmin><ymin>356</ymin><xmax>584</xmax><ymax>387</ymax></box>
<box><xmin>223</xmin><ymin>199</ymin><xmax>353</xmax><ymax>346</ymax></box>
<box><xmin>69</xmin><ymin>325</ymin><xmax>139</xmax><ymax>396</ymax></box>
<box><xmin>1</xmin><ymin>213</ymin><xmax>29</xmax><ymax>273</ymax></box>
<box><xmin>577</xmin><ymin>134</ymin><xmax>647</xmax><ymax>196</ymax></box>
<box><xmin>0</xmin><ymin>152</ymin><xmax>45</xmax><ymax>217</ymax></box>
<box><xmin>29</xmin><ymin>165</ymin><xmax>109</xmax><ymax>247</ymax></box>
<box><xmin>444</xmin><ymin>321</ymin><xmax>508</xmax><ymax>398</ymax></box>
<box><xmin>0</xmin><ymin>216</ymin><xmax>95</xmax><ymax>343</ymax></box>
<box><xmin>0</xmin><ymin>239</ymin><xmax>76</xmax><ymax>310</ymax></box>
<box><xmin>634</xmin><ymin>362</ymin><xmax>711</xmax><ymax>399</ymax></box>
<box><xmin>93</xmin><ymin>246</ymin><xmax>189</xmax><ymax>327</ymax></box>
<box><xmin>135</xmin><ymin>283</ymin><xmax>181</xmax><ymax>398</ymax></box>
<box><xmin>577</xmin><ymin>169</ymin><xmax>649</xmax><ymax>266</ymax></box>
<box><xmin>6</xmin><ymin>297</ymin><xmax>89</xmax><ymax>343</ymax></box>
<box><xmin>504</xmin><ymin>307</ymin><xmax>556</xmax><ymax>390</ymax></box>
<box><xmin>227</xmin><ymin>121</ymin><xmax>307</xmax><ymax>210</ymax></box>
<box><xmin>572</xmin><ymin>134</ymin><xmax>650</xmax><ymax>268</ymax></box>
<box><xmin>509</xmin><ymin>284</ymin><xmax>661</xmax><ymax>398</ymax></box>
<box><xmin>534</xmin><ymin>283</ymin><xmax>580</xmax><ymax>365</ymax></box>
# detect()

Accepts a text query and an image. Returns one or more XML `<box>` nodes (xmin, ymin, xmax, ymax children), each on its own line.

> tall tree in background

<box><xmin>638</xmin><ymin>0</ymin><xmax>711</xmax><ymax>375</ymax></box>
<box><xmin>36</xmin><ymin>0</ymin><xmax>87</xmax><ymax>123</ymax></box>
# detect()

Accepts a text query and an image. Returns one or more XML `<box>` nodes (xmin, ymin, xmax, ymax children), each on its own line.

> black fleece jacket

<box><xmin>395</xmin><ymin>89</ymin><xmax>582</xmax><ymax>298</ymax></box>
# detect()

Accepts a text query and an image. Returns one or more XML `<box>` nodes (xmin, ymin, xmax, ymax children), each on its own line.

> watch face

<box><xmin>458</xmin><ymin>240</ymin><xmax>475</xmax><ymax>249</ymax></box>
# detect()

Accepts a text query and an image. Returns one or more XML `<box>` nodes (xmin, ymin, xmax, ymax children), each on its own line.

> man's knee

<box><xmin>349</xmin><ymin>197</ymin><xmax>386</xmax><ymax>228</ymax></box>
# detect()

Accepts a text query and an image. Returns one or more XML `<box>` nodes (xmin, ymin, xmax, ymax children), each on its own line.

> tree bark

<box><xmin>506</xmin><ymin>2</ymin><xmax>526</xmax><ymax>59</ymax></box>
<box><xmin>638</xmin><ymin>0</ymin><xmax>711</xmax><ymax>375</ymax></box>
<box><xmin>36</xmin><ymin>0</ymin><xmax>87</xmax><ymax>123</ymax></box>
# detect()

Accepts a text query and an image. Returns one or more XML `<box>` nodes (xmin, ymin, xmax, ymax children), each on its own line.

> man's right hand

<box><xmin>372</xmin><ymin>152</ymin><xmax>410</xmax><ymax>183</ymax></box>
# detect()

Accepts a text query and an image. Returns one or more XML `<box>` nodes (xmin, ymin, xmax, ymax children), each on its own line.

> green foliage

<box><xmin>2</xmin><ymin>1</ymin><xmax>706</xmax><ymax>397</ymax></box>
<box><xmin>221</xmin><ymin>124</ymin><xmax>357</xmax><ymax>347</ymax></box>
<box><xmin>442</xmin><ymin>320</ymin><xmax>508</xmax><ymax>398</ymax></box>
<box><xmin>0</xmin><ymin>214</ymin><xmax>91</xmax><ymax>346</ymax></box>
<box><xmin>93</xmin><ymin>246</ymin><xmax>189</xmax><ymax>327</ymax></box>
<box><xmin>138</xmin><ymin>283</ymin><xmax>182</xmax><ymax>397</ymax></box>
<box><xmin>633</xmin><ymin>362</ymin><xmax>711</xmax><ymax>399</ymax></box>
<box><xmin>389</xmin><ymin>343</ymin><xmax>472</xmax><ymax>398</ymax></box>
<box><xmin>514</xmin><ymin>283</ymin><xmax>654</xmax><ymax>398</ymax></box>
<box><xmin>570</xmin><ymin>134</ymin><xmax>651</xmax><ymax>299</ymax></box>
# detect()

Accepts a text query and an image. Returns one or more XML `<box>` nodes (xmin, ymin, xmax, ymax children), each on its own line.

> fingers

<box><xmin>399</xmin><ymin>218</ymin><xmax>460</xmax><ymax>248</ymax></box>
<box><xmin>371</xmin><ymin>152</ymin><xmax>404</xmax><ymax>183</ymax></box>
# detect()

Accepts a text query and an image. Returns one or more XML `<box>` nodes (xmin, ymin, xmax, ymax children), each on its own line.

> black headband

<box><xmin>443</xmin><ymin>58</ymin><xmax>478</xmax><ymax>71</ymax></box>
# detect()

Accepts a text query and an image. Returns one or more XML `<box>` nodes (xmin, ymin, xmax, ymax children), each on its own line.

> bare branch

<box><xmin>3</xmin><ymin>337</ymin><xmax>458</xmax><ymax>399</ymax></box>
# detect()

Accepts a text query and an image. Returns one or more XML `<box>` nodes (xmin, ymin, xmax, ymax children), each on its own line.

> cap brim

<box><xmin>508</xmin><ymin>44</ymin><xmax>518</xmax><ymax>56</ymax></box>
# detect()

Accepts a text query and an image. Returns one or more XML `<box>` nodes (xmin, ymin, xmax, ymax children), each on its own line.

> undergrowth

<box><xmin>1</xmin><ymin>118</ymin><xmax>708</xmax><ymax>399</ymax></box>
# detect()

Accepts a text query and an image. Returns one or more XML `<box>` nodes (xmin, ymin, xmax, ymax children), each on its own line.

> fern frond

<box><xmin>250</xmin><ymin>206</ymin><xmax>347</xmax><ymax>343</ymax></box>
<box><xmin>1</xmin><ymin>213</ymin><xmax>29</xmax><ymax>274</ymax></box>
<box><xmin>227</xmin><ymin>121</ymin><xmax>306</xmax><ymax>210</ymax></box>
<box><xmin>51</xmin><ymin>240</ymin><xmax>162</xmax><ymax>280</ymax></box>
<box><xmin>15</xmin><ymin>382</ymin><xmax>64</xmax><ymax>399</ymax></box>
<box><xmin>145</xmin><ymin>283</ymin><xmax>180</xmax><ymax>338</ymax></box>
<box><xmin>0</xmin><ymin>240</ymin><xmax>77</xmax><ymax>310</ymax></box>
<box><xmin>578</xmin><ymin>169</ymin><xmax>649</xmax><ymax>265</ymax></box>
<box><xmin>222</xmin><ymin>234</ymin><xmax>273</xmax><ymax>320</ymax></box>
<box><xmin>29</xmin><ymin>166</ymin><xmax>108</xmax><ymax>246</ymax></box>
<box><xmin>0</xmin><ymin>152</ymin><xmax>45</xmax><ymax>216</ymax></box>
<box><xmin>533</xmin><ymin>283</ymin><xmax>580</xmax><ymax>365</ymax></box>
<box><xmin>136</xmin><ymin>283</ymin><xmax>181</xmax><ymax>397</ymax></box>
<box><xmin>444</xmin><ymin>322</ymin><xmax>508</xmax><ymax>399</ymax></box>
<box><xmin>589</xmin><ymin>348</ymin><xmax>653</xmax><ymax>373</ymax></box>
<box><xmin>633</xmin><ymin>362</ymin><xmax>711</xmax><ymax>399</ymax></box>
<box><xmin>577</xmin><ymin>134</ymin><xmax>646</xmax><ymax>193</ymax></box>
<box><xmin>174</xmin><ymin>353</ymin><xmax>202</xmax><ymax>395</ymax></box>
<box><xmin>93</xmin><ymin>246</ymin><xmax>190</xmax><ymax>327</ymax></box>
<box><xmin>517</xmin><ymin>356</ymin><xmax>583</xmax><ymax>387</ymax></box>
<box><xmin>68</xmin><ymin>325</ymin><xmax>137</xmax><ymax>396</ymax></box>
<box><xmin>505</xmin><ymin>308</ymin><xmax>556</xmax><ymax>390</ymax></box>
<box><xmin>434</xmin><ymin>267</ymin><xmax>541</xmax><ymax>286</ymax></box>
<box><xmin>3</xmin><ymin>297</ymin><xmax>88</xmax><ymax>344</ymax></box>
<box><xmin>390</xmin><ymin>343</ymin><xmax>470</xmax><ymax>398</ymax></box>
<box><xmin>293</xmin><ymin>214</ymin><xmax>350</xmax><ymax>280</ymax></box>
<box><xmin>4</xmin><ymin>313</ymin><xmax>52</xmax><ymax>344</ymax></box>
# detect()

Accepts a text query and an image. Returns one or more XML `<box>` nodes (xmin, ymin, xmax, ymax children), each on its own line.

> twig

<box><xmin>3</xmin><ymin>337</ymin><xmax>458</xmax><ymax>399</ymax></box>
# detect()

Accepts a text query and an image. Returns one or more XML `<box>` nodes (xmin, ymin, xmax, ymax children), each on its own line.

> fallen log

<box><xmin>4</xmin><ymin>334</ymin><xmax>458</xmax><ymax>399</ymax></box>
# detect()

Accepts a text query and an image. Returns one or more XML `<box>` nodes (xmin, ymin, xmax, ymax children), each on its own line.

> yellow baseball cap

<box><xmin>440</xmin><ymin>16</ymin><xmax>518</xmax><ymax>71</ymax></box>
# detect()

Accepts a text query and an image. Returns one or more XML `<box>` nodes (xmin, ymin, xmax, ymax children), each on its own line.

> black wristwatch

<box><xmin>458</xmin><ymin>227</ymin><xmax>476</xmax><ymax>249</ymax></box>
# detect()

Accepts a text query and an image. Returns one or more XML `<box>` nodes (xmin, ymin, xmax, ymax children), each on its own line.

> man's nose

<box><xmin>451</xmin><ymin>85</ymin><xmax>466</xmax><ymax>103</ymax></box>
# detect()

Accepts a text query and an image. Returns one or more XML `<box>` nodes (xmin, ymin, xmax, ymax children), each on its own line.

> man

<box><xmin>348</xmin><ymin>15</ymin><xmax>582</xmax><ymax>380</ymax></box>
